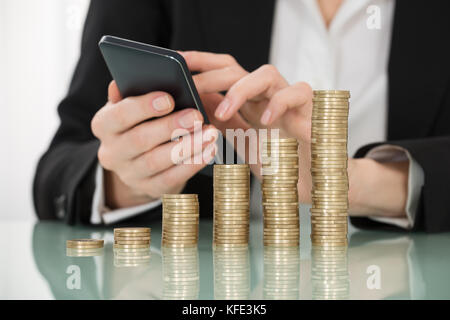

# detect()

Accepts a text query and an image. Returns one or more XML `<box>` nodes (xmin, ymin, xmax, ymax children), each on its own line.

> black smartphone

<box><xmin>98</xmin><ymin>35</ymin><xmax>208</xmax><ymax>123</ymax></box>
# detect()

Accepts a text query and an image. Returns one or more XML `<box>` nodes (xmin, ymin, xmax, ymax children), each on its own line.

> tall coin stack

<box><xmin>213</xmin><ymin>246</ymin><xmax>250</xmax><ymax>300</ymax></box>
<box><xmin>311</xmin><ymin>246</ymin><xmax>349</xmax><ymax>300</ymax></box>
<box><xmin>162</xmin><ymin>194</ymin><xmax>199</xmax><ymax>248</ymax></box>
<box><xmin>213</xmin><ymin>164</ymin><xmax>250</xmax><ymax>247</ymax></box>
<box><xmin>263</xmin><ymin>246</ymin><xmax>300</xmax><ymax>299</ymax></box>
<box><xmin>162</xmin><ymin>247</ymin><xmax>200</xmax><ymax>300</ymax></box>
<box><xmin>261</xmin><ymin>138</ymin><xmax>300</xmax><ymax>247</ymax></box>
<box><xmin>310</xmin><ymin>90</ymin><xmax>350</xmax><ymax>247</ymax></box>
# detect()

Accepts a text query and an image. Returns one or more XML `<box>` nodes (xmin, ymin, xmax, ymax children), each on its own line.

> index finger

<box><xmin>179</xmin><ymin>51</ymin><xmax>238</xmax><ymax>72</ymax></box>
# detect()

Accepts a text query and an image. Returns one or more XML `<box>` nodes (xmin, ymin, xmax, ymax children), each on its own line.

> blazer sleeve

<box><xmin>33</xmin><ymin>0</ymin><xmax>172</xmax><ymax>224</ymax></box>
<box><xmin>351</xmin><ymin>136</ymin><xmax>450</xmax><ymax>233</ymax></box>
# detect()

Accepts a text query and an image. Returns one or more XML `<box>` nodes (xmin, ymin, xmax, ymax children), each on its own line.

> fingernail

<box><xmin>203</xmin><ymin>128</ymin><xmax>219</xmax><ymax>143</ymax></box>
<box><xmin>203</xmin><ymin>143</ymin><xmax>216</xmax><ymax>162</ymax></box>
<box><xmin>261</xmin><ymin>109</ymin><xmax>272</xmax><ymax>125</ymax></box>
<box><xmin>153</xmin><ymin>95</ymin><xmax>171</xmax><ymax>111</ymax></box>
<box><xmin>179</xmin><ymin>110</ymin><xmax>200</xmax><ymax>128</ymax></box>
<box><xmin>215</xmin><ymin>98</ymin><xmax>231</xmax><ymax>119</ymax></box>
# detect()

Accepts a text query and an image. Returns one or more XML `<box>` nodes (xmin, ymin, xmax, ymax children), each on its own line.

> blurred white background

<box><xmin>0</xmin><ymin>0</ymin><xmax>90</xmax><ymax>221</ymax></box>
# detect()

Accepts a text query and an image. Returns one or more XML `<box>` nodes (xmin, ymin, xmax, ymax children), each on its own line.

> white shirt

<box><xmin>91</xmin><ymin>0</ymin><xmax>424</xmax><ymax>228</ymax></box>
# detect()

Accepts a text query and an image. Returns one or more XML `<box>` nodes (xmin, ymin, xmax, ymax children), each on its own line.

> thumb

<box><xmin>108</xmin><ymin>80</ymin><xmax>122</xmax><ymax>103</ymax></box>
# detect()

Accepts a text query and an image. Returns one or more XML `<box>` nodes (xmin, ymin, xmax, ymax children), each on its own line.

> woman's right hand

<box><xmin>91</xmin><ymin>81</ymin><xmax>218</xmax><ymax>209</ymax></box>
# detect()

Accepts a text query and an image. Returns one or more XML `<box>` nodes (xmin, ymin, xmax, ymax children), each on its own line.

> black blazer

<box><xmin>33</xmin><ymin>0</ymin><xmax>450</xmax><ymax>232</ymax></box>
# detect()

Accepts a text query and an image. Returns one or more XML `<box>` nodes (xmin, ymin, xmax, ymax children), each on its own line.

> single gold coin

<box><xmin>115</xmin><ymin>240</ymin><xmax>150</xmax><ymax>245</ymax></box>
<box><xmin>113</xmin><ymin>244</ymin><xmax>150</xmax><ymax>249</ymax></box>
<box><xmin>163</xmin><ymin>194</ymin><xmax>198</xmax><ymax>198</ymax></box>
<box><xmin>114</xmin><ymin>227</ymin><xmax>150</xmax><ymax>233</ymax></box>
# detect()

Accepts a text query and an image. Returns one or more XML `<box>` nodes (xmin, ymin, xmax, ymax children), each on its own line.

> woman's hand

<box><xmin>181</xmin><ymin>51</ymin><xmax>409</xmax><ymax>219</ymax></box>
<box><xmin>181</xmin><ymin>51</ymin><xmax>312</xmax><ymax>141</ymax></box>
<box><xmin>91</xmin><ymin>81</ymin><xmax>218</xmax><ymax>209</ymax></box>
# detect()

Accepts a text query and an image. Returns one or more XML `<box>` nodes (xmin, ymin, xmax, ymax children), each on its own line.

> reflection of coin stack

<box><xmin>311</xmin><ymin>246</ymin><xmax>349</xmax><ymax>300</ymax></box>
<box><xmin>162</xmin><ymin>247</ymin><xmax>199</xmax><ymax>300</ymax></box>
<box><xmin>114</xmin><ymin>228</ymin><xmax>151</xmax><ymax>267</ymax></box>
<box><xmin>162</xmin><ymin>194</ymin><xmax>199</xmax><ymax>248</ymax></box>
<box><xmin>213</xmin><ymin>246</ymin><xmax>250</xmax><ymax>300</ymax></box>
<box><xmin>261</xmin><ymin>138</ymin><xmax>300</xmax><ymax>247</ymax></box>
<box><xmin>310</xmin><ymin>90</ymin><xmax>350</xmax><ymax>247</ymax></box>
<box><xmin>66</xmin><ymin>239</ymin><xmax>104</xmax><ymax>257</ymax></box>
<box><xmin>213</xmin><ymin>165</ymin><xmax>250</xmax><ymax>247</ymax></box>
<box><xmin>263</xmin><ymin>246</ymin><xmax>300</xmax><ymax>300</ymax></box>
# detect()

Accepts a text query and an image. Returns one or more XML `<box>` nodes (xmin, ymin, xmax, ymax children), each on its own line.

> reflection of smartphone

<box><xmin>98</xmin><ymin>35</ymin><xmax>208</xmax><ymax>123</ymax></box>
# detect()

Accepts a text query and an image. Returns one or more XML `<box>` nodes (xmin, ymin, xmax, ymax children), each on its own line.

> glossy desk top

<box><xmin>1</xmin><ymin>208</ymin><xmax>450</xmax><ymax>300</ymax></box>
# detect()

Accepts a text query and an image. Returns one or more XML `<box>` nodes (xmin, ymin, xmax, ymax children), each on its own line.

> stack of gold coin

<box><xmin>310</xmin><ymin>90</ymin><xmax>350</xmax><ymax>247</ymax></box>
<box><xmin>114</xmin><ymin>227</ymin><xmax>151</xmax><ymax>249</ymax></box>
<box><xmin>213</xmin><ymin>246</ymin><xmax>250</xmax><ymax>300</ymax></box>
<box><xmin>213</xmin><ymin>164</ymin><xmax>250</xmax><ymax>247</ymax></box>
<box><xmin>114</xmin><ymin>248</ymin><xmax>151</xmax><ymax>267</ymax></box>
<box><xmin>162</xmin><ymin>247</ymin><xmax>199</xmax><ymax>300</ymax></box>
<box><xmin>66</xmin><ymin>239</ymin><xmax>104</xmax><ymax>257</ymax></box>
<box><xmin>162</xmin><ymin>194</ymin><xmax>199</xmax><ymax>248</ymax></box>
<box><xmin>261</xmin><ymin>138</ymin><xmax>300</xmax><ymax>247</ymax></box>
<box><xmin>263</xmin><ymin>246</ymin><xmax>300</xmax><ymax>299</ymax></box>
<box><xmin>311</xmin><ymin>246</ymin><xmax>349</xmax><ymax>300</ymax></box>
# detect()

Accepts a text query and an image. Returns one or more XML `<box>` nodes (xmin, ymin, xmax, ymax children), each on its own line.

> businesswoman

<box><xmin>34</xmin><ymin>0</ymin><xmax>450</xmax><ymax>231</ymax></box>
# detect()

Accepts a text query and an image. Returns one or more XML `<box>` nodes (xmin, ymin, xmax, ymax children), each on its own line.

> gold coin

<box><xmin>311</xmin><ymin>239</ymin><xmax>348</xmax><ymax>245</ymax></box>
<box><xmin>214</xmin><ymin>192</ymin><xmax>249</xmax><ymax>197</ymax></box>
<box><xmin>264</xmin><ymin>210</ymin><xmax>299</xmax><ymax>215</ymax></box>
<box><xmin>213</xmin><ymin>175</ymin><xmax>249</xmax><ymax>180</ymax></box>
<box><xmin>310</xmin><ymin>212</ymin><xmax>348</xmax><ymax>218</ymax></box>
<box><xmin>262</xmin><ymin>192</ymin><xmax>298</xmax><ymax>198</ymax></box>
<box><xmin>214</xmin><ymin>203</ymin><xmax>249</xmax><ymax>209</ymax></box>
<box><xmin>162</xmin><ymin>236</ymin><xmax>198</xmax><ymax>241</ymax></box>
<box><xmin>214</xmin><ymin>211</ymin><xmax>250</xmax><ymax>216</ymax></box>
<box><xmin>214</xmin><ymin>164</ymin><xmax>249</xmax><ymax>168</ymax></box>
<box><xmin>114</xmin><ymin>227</ymin><xmax>150</xmax><ymax>233</ymax></box>
<box><xmin>163</xmin><ymin>203</ymin><xmax>199</xmax><ymax>208</ymax></box>
<box><xmin>115</xmin><ymin>240</ymin><xmax>150</xmax><ymax>245</ymax></box>
<box><xmin>213</xmin><ymin>220</ymin><xmax>249</xmax><ymax>226</ymax></box>
<box><xmin>214</xmin><ymin>229</ymin><xmax>249</xmax><ymax>234</ymax></box>
<box><xmin>214</xmin><ymin>240</ymin><xmax>249</xmax><ymax>245</ymax></box>
<box><xmin>163</xmin><ymin>194</ymin><xmax>198</xmax><ymax>198</ymax></box>
<box><xmin>163</xmin><ymin>207</ymin><xmax>199</xmax><ymax>212</ymax></box>
<box><xmin>114</xmin><ymin>232</ymin><xmax>151</xmax><ymax>239</ymax></box>
<box><xmin>313</xmin><ymin>90</ymin><xmax>350</xmax><ymax>96</ymax></box>
<box><xmin>162</xmin><ymin>198</ymin><xmax>198</xmax><ymax>202</ymax></box>
<box><xmin>163</xmin><ymin>223</ymin><xmax>199</xmax><ymax>228</ymax></box>
<box><xmin>311</xmin><ymin>220</ymin><xmax>347</xmax><ymax>226</ymax></box>
<box><xmin>162</xmin><ymin>243</ymin><xmax>198</xmax><ymax>248</ymax></box>
<box><xmin>114</xmin><ymin>244</ymin><xmax>150</xmax><ymax>249</ymax></box>
<box><xmin>66</xmin><ymin>239</ymin><xmax>104</xmax><ymax>248</ymax></box>
<box><xmin>164</xmin><ymin>213</ymin><xmax>199</xmax><ymax>218</ymax></box>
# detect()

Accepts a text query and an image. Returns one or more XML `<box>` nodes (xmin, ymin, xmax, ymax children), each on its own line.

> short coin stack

<box><xmin>213</xmin><ymin>246</ymin><xmax>250</xmax><ymax>300</ymax></box>
<box><xmin>66</xmin><ymin>239</ymin><xmax>104</xmax><ymax>257</ymax></box>
<box><xmin>311</xmin><ymin>246</ymin><xmax>349</xmax><ymax>300</ymax></box>
<box><xmin>263</xmin><ymin>246</ymin><xmax>300</xmax><ymax>299</ymax></box>
<box><xmin>162</xmin><ymin>247</ymin><xmax>200</xmax><ymax>300</ymax></box>
<box><xmin>113</xmin><ymin>228</ymin><xmax>151</xmax><ymax>267</ymax></box>
<box><xmin>261</xmin><ymin>138</ymin><xmax>300</xmax><ymax>247</ymax></box>
<box><xmin>310</xmin><ymin>90</ymin><xmax>350</xmax><ymax>247</ymax></box>
<box><xmin>114</xmin><ymin>227</ymin><xmax>151</xmax><ymax>249</ymax></box>
<box><xmin>162</xmin><ymin>194</ymin><xmax>199</xmax><ymax>248</ymax></box>
<box><xmin>213</xmin><ymin>164</ymin><xmax>250</xmax><ymax>247</ymax></box>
